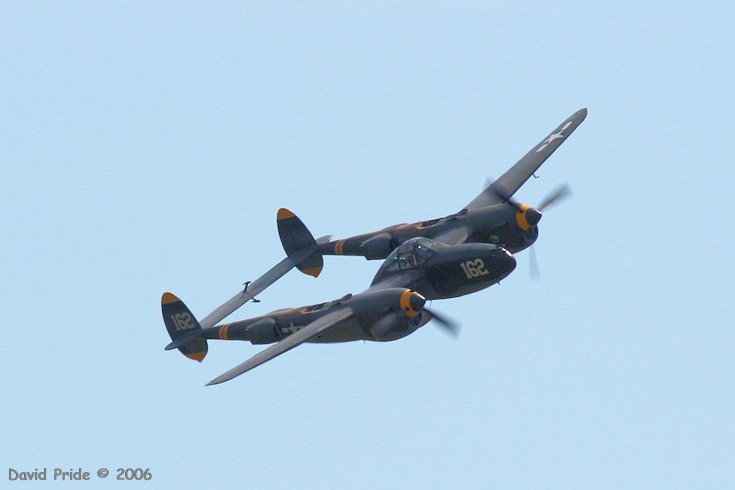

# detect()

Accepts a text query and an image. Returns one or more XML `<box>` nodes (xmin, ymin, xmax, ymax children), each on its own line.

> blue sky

<box><xmin>2</xmin><ymin>2</ymin><xmax>733</xmax><ymax>488</ymax></box>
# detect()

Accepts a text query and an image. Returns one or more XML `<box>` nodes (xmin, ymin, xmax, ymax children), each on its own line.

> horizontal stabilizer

<box><xmin>184</xmin><ymin>213</ymin><xmax>330</xmax><ymax>331</ymax></box>
<box><xmin>165</xmin><ymin>329</ymin><xmax>204</xmax><ymax>351</ymax></box>
<box><xmin>197</xmin><ymin>244</ymin><xmax>320</xmax><ymax>329</ymax></box>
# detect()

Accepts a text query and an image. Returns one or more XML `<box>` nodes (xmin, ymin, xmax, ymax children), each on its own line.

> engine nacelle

<box><xmin>359</xmin><ymin>233</ymin><xmax>396</xmax><ymax>260</ymax></box>
<box><xmin>245</xmin><ymin>317</ymin><xmax>279</xmax><ymax>345</ymax></box>
<box><xmin>367</xmin><ymin>311</ymin><xmax>430</xmax><ymax>342</ymax></box>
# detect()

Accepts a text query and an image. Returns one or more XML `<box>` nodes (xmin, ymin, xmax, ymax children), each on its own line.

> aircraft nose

<box><xmin>493</xmin><ymin>247</ymin><xmax>517</xmax><ymax>276</ymax></box>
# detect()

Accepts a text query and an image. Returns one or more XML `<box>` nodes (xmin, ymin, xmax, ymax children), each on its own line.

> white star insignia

<box><xmin>535</xmin><ymin>121</ymin><xmax>573</xmax><ymax>153</ymax></box>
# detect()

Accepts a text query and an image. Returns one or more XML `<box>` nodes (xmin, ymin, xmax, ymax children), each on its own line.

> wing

<box><xmin>464</xmin><ymin>108</ymin><xmax>587</xmax><ymax>210</ymax></box>
<box><xmin>205</xmin><ymin>307</ymin><xmax>354</xmax><ymax>385</ymax></box>
<box><xmin>198</xmin><ymin>236</ymin><xmax>330</xmax><ymax>330</ymax></box>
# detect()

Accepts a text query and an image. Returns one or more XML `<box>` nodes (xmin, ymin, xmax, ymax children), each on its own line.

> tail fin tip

<box><xmin>161</xmin><ymin>292</ymin><xmax>180</xmax><ymax>304</ymax></box>
<box><xmin>185</xmin><ymin>352</ymin><xmax>206</xmax><ymax>363</ymax></box>
<box><xmin>277</xmin><ymin>208</ymin><xmax>297</xmax><ymax>220</ymax></box>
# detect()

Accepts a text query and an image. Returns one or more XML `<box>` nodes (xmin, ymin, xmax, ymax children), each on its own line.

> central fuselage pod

<box><xmin>370</xmin><ymin>237</ymin><xmax>516</xmax><ymax>300</ymax></box>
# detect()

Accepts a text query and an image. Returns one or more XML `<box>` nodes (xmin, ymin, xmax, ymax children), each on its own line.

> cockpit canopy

<box><xmin>383</xmin><ymin>237</ymin><xmax>442</xmax><ymax>273</ymax></box>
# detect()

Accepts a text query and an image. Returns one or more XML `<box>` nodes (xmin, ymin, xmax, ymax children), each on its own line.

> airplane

<box><xmin>317</xmin><ymin>108</ymin><xmax>587</xmax><ymax>261</ymax></box>
<box><xmin>162</xmin><ymin>209</ymin><xmax>516</xmax><ymax>385</ymax></box>
<box><xmin>160</xmin><ymin>108</ymin><xmax>587</xmax><ymax>384</ymax></box>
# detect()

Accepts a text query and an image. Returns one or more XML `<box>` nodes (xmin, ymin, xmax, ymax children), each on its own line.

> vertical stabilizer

<box><xmin>277</xmin><ymin>208</ymin><xmax>324</xmax><ymax>277</ymax></box>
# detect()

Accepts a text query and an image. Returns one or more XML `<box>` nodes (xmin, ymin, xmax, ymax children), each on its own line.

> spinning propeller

<box><xmin>528</xmin><ymin>183</ymin><xmax>571</xmax><ymax>278</ymax></box>
<box><xmin>490</xmin><ymin>181</ymin><xmax>572</xmax><ymax>278</ymax></box>
<box><xmin>491</xmin><ymin>181</ymin><xmax>571</xmax><ymax>229</ymax></box>
<box><xmin>537</xmin><ymin>183</ymin><xmax>572</xmax><ymax>213</ymax></box>
<box><xmin>427</xmin><ymin>307</ymin><xmax>461</xmax><ymax>338</ymax></box>
<box><xmin>402</xmin><ymin>290</ymin><xmax>461</xmax><ymax>337</ymax></box>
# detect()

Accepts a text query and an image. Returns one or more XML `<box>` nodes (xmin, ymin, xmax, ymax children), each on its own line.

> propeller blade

<box><xmin>491</xmin><ymin>180</ymin><xmax>524</xmax><ymax>211</ymax></box>
<box><xmin>429</xmin><ymin>309</ymin><xmax>461</xmax><ymax>338</ymax></box>
<box><xmin>537</xmin><ymin>183</ymin><xmax>571</xmax><ymax>212</ymax></box>
<box><xmin>480</xmin><ymin>177</ymin><xmax>525</xmax><ymax>212</ymax></box>
<box><xmin>529</xmin><ymin>244</ymin><xmax>540</xmax><ymax>280</ymax></box>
